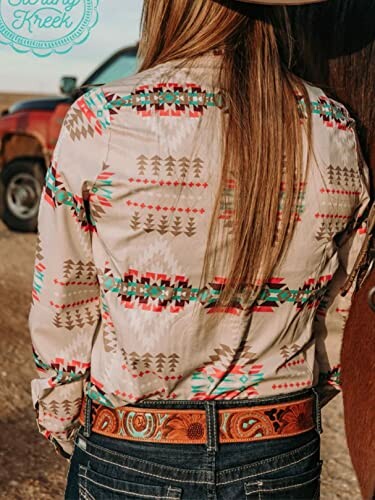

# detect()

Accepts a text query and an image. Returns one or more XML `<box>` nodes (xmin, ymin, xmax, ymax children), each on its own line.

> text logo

<box><xmin>0</xmin><ymin>0</ymin><xmax>99</xmax><ymax>57</ymax></box>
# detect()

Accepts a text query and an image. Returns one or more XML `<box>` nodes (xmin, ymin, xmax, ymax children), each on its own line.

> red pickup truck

<box><xmin>0</xmin><ymin>45</ymin><xmax>137</xmax><ymax>232</ymax></box>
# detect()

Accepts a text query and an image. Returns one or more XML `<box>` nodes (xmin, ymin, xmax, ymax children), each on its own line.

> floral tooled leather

<box><xmin>79</xmin><ymin>397</ymin><xmax>314</xmax><ymax>444</ymax></box>
<box><xmin>163</xmin><ymin>412</ymin><xmax>206</xmax><ymax>442</ymax></box>
<box><xmin>219</xmin><ymin>399</ymin><xmax>314</xmax><ymax>443</ymax></box>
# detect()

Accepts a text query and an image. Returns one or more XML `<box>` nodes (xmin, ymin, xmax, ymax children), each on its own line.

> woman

<box><xmin>28</xmin><ymin>0</ymin><xmax>371</xmax><ymax>498</ymax></box>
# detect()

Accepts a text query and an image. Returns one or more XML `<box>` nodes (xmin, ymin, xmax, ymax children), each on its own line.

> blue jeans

<box><xmin>65</xmin><ymin>389</ymin><xmax>322</xmax><ymax>499</ymax></box>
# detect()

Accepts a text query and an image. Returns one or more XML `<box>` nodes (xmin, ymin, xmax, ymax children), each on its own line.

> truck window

<box><xmin>86</xmin><ymin>53</ymin><xmax>138</xmax><ymax>85</ymax></box>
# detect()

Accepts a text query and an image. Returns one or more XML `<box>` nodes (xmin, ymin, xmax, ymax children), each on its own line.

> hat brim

<box><xmin>236</xmin><ymin>0</ymin><xmax>327</xmax><ymax>4</ymax></box>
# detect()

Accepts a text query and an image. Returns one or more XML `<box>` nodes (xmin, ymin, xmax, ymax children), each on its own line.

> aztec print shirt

<box><xmin>28</xmin><ymin>52</ymin><xmax>371</xmax><ymax>455</ymax></box>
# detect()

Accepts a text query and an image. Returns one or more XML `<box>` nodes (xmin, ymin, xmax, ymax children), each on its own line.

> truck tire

<box><xmin>1</xmin><ymin>158</ymin><xmax>45</xmax><ymax>232</ymax></box>
<box><xmin>0</xmin><ymin>175</ymin><xmax>4</xmax><ymax>220</ymax></box>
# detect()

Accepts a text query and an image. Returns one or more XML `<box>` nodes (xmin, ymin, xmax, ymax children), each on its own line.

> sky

<box><xmin>0</xmin><ymin>0</ymin><xmax>144</xmax><ymax>94</ymax></box>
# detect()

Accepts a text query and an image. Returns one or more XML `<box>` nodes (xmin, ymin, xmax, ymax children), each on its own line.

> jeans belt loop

<box><xmin>311</xmin><ymin>388</ymin><xmax>323</xmax><ymax>434</ymax></box>
<box><xmin>83</xmin><ymin>395</ymin><xmax>92</xmax><ymax>438</ymax></box>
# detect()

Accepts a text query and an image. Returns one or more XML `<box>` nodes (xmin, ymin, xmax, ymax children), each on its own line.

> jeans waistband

<box><xmin>127</xmin><ymin>388</ymin><xmax>314</xmax><ymax>409</ymax></box>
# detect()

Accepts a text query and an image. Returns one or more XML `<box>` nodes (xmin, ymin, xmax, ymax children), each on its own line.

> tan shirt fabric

<box><xmin>28</xmin><ymin>52</ymin><xmax>371</xmax><ymax>455</ymax></box>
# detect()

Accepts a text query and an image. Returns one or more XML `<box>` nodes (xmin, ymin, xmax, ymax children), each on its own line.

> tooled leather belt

<box><xmin>79</xmin><ymin>396</ymin><xmax>315</xmax><ymax>444</ymax></box>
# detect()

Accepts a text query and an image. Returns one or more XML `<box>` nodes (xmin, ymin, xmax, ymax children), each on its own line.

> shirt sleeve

<box><xmin>313</xmin><ymin>132</ymin><xmax>372</xmax><ymax>406</ymax></box>
<box><xmin>28</xmin><ymin>87</ymin><xmax>111</xmax><ymax>457</ymax></box>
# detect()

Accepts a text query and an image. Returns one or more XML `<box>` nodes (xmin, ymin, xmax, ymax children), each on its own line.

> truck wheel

<box><xmin>0</xmin><ymin>175</ymin><xmax>4</xmax><ymax>220</ymax></box>
<box><xmin>2</xmin><ymin>158</ymin><xmax>45</xmax><ymax>232</ymax></box>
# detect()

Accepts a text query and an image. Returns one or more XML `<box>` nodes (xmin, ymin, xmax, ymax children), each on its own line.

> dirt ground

<box><xmin>0</xmin><ymin>92</ymin><xmax>51</xmax><ymax>113</ymax></box>
<box><xmin>0</xmin><ymin>219</ymin><xmax>361</xmax><ymax>499</ymax></box>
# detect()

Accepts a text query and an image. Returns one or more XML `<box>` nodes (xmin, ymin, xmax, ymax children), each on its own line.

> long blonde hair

<box><xmin>138</xmin><ymin>0</ymin><xmax>311</xmax><ymax>313</ymax></box>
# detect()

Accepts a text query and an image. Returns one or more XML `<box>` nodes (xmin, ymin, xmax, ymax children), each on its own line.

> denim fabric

<box><xmin>65</xmin><ymin>389</ymin><xmax>322</xmax><ymax>500</ymax></box>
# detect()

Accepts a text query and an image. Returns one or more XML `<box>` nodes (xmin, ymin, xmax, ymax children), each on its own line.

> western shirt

<box><xmin>28</xmin><ymin>52</ymin><xmax>372</xmax><ymax>455</ymax></box>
